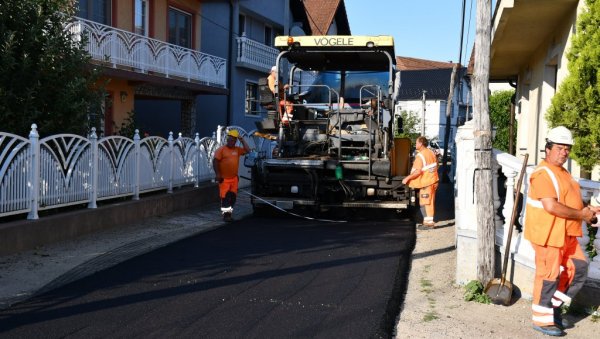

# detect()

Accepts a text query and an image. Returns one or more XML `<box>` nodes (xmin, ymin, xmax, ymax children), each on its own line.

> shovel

<box><xmin>485</xmin><ymin>153</ymin><xmax>529</xmax><ymax>306</ymax></box>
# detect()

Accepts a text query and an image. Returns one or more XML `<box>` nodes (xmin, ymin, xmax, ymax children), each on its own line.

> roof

<box><xmin>394</xmin><ymin>56</ymin><xmax>465</xmax><ymax>100</ymax></box>
<box><xmin>490</xmin><ymin>0</ymin><xmax>578</xmax><ymax>80</ymax></box>
<box><xmin>396</xmin><ymin>68</ymin><xmax>455</xmax><ymax>100</ymax></box>
<box><xmin>396</xmin><ymin>56</ymin><xmax>455</xmax><ymax>71</ymax></box>
<box><xmin>303</xmin><ymin>0</ymin><xmax>351</xmax><ymax>35</ymax></box>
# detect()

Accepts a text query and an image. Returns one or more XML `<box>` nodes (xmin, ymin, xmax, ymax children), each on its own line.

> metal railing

<box><xmin>67</xmin><ymin>17</ymin><xmax>227</xmax><ymax>88</ymax></box>
<box><xmin>0</xmin><ymin>124</ymin><xmax>276</xmax><ymax>220</ymax></box>
<box><xmin>1</xmin><ymin>125</ymin><xmax>215</xmax><ymax>219</ymax></box>
<box><xmin>236</xmin><ymin>35</ymin><xmax>278</xmax><ymax>72</ymax></box>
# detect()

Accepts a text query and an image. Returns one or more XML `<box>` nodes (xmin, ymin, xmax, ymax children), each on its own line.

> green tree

<box><xmin>0</xmin><ymin>0</ymin><xmax>104</xmax><ymax>137</ymax></box>
<box><xmin>489</xmin><ymin>89</ymin><xmax>516</xmax><ymax>153</ymax></box>
<box><xmin>396</xmin><ymin>110</ymin><xmax>421</xmax><ymax>144</ymax></box>
<box><xmin>547</xmin><ymin>0</ymin><xmax>600</xmax><ymax>170</ymax></box>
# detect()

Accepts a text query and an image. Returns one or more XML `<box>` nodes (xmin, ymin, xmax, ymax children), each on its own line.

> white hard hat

<box><xmin>546</xmin><ymin>126</ymin><xmax>574</xmax><ymax>145</ymax></box>
<box><xmin>271</xmin><ymin>66</ymin><xmax>277</xmax><ymax>72</ymax></box>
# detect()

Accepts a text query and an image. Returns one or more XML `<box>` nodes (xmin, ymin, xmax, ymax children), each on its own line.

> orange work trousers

<box><xmin>419</xmin><ymin>183</ymin><xmax>438</xmax><ymax>223</ymax></box>
<box><xmin>218</xmin><ymin>177</ymin><xmax>239</xmax><ymax>199</ymax></box>
<box><xmin>531</xmin><ymin>236</ymin><xmax>588</xmax><ymax>326</ymax></box>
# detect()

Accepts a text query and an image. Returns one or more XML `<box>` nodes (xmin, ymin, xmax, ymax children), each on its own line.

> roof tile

<box><xmin>303</xmin><ymin>0</ymin><xmax>342</xmax><ymax>35</ymax></box>
<box><xmin>396</xmin><ymin>56</ymin><xmax>456</xmax><ymax>71</ymax></box>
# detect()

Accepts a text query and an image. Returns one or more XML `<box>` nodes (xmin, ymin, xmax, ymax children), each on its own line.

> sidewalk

<box><xmin>395</xmin><ymin>182</ymin><xmax>599</xmax><ymax>338</ymax></box>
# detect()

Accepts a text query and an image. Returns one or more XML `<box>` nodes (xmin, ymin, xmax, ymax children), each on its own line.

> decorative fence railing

<box><xmin>454</xmin><ymin>120</ymin><xmax>600</xmax><ymax>293</ymax></box>
<box><xmin>67</xmin><ymin>17</ymin><xmax>227</xmax><ymax>88</ymax></box>
<box><xmin>235</xmin><ymin>35</ymin><xmax>278</xmax><ymax>72</ymax></box>
<box><xmin>0</xmin><ymin>124</ymin><xmax>275</xmax><ymax>221</ymax></box>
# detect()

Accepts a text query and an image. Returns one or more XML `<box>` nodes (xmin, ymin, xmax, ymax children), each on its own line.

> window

<box><xmin>134</xmin><ymin>0</ymin><xmax>148</xmax><ymax>36</ymax></box>
<box><xmin>238</xmin><ymin>14</ymin><xmax>246</xmax><ymax>36</ymax></box>
<box><xmin>245</xmin><ymin>81</ymin><xmax>259</xmax><ymax>116</ymax></box>
<box><xmin>77</xmin><ymin>0</ymin><xmax>111</xmax><ymax>25</ymax></box>
<box><xmin>264</xmin><ymin>26</ymin><xmax>273</xmax><ymax>46</ymax></box>
<box><xmin>168</xmin><ymin>7</ymin><xmax>191</xmax><ymax>48</ymax></box>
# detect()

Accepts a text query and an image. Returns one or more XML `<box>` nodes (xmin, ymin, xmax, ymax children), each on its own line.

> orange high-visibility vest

<box><xmin>524</xmin><ymin>160</ymin><xmax>583</xmax><ymax>247</ymax></box>
<box><xmin>408</xmin><ymin>147</ymin><xmax>439</xmax><ymax>189</ymax></box>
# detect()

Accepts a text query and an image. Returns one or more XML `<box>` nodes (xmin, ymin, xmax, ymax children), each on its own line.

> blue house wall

<box><xmin>197</xmin><ymin>0</ymin><xmax>289</xmax><ymax>137</ymax></box>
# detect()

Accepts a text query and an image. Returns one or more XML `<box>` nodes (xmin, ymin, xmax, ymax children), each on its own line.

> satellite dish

<box><xmin>290</xmin><ymin>24</ymin><xmax>305</xmax><ymax>36</ymax></box>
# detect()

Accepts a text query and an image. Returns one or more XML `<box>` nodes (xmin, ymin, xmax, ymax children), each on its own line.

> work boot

<box><xmin>423</xmin><ymin>221</ymin><xmax>436</xmax><ymax>228</ymax></box>
<box><xmin>417</xmin><ymin>223</ymin><xmax>433</xmax><ymax>231</ymax></box>
<box><xmin>554</xmin><ymin>308</ymin><xmax>573</xmax><ymax>330</ymax></box>
<box><xmin>532</xmin><ymin>325</ymin><xmax>564</xmax><ymax>337</ymax></box>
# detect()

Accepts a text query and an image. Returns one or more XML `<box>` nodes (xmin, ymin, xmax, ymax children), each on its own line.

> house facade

<box><xmin>490</xmin><ymin>0</ymin><xmax>598</xmax><ymax>179</ymax></box>
<box><xmin>73</xmin><ymin>0</ymin><xmax>227</xmax><ymax>137</ymax></box>
<box><xmin>73</xmin><ymin>1</ymin><xmax>349</xmax><ymax>139</ymax></box>
<box><xmin>196</xmin><ymin>0</ymin><xmax>350</xmax><ymax>137</ymax></box>
<box><xmin>395</xmin><ymin>57</ymin><xmax>472</xmax><ymax>153</ymax></box>
<box><xmin>453</xmin><ymin>0</ymin><xmax>600</xmax><ymax>297</ymax></box>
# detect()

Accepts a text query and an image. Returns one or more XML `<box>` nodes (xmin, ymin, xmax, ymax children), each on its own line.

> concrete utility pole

<box><xmin>474</xmin><ymin>0</ymin><xmax>494</xmax><ymax>285</ymax></box>
<box><xmin>441</xmin><ymin>64</ymin><xmax>458</xmax><ymax>182</ymax></box>
<box><xmin>421</xmin><ymin>90</ymin><xmax>427</xmax><ymax>135</ymax></box>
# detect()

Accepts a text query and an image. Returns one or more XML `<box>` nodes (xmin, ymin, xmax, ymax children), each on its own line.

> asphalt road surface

<box><xmin>0</xmin><ymin>210</ymin><xmax>415</xmax><ymax>338</ymax></box>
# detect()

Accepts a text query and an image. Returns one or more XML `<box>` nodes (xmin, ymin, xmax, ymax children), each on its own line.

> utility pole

<box><xmin>441</xmin><ymin>63</ymin><xmax>458</xmax><ymax>182</ymax></box>
<box><xmin>474</xmin><ymin>0</ymin><xmax>494</xmax><ymax>285</ymax></box>
<box><xmin>421</xmin><ymin>90</ymin><xmax>427</xmax><ymax>135</ymax></box>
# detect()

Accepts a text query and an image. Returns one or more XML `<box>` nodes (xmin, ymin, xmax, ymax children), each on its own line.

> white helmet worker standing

<box><xmin>546</xmin><ymin>126</ymin><xmax>574</xmax><ymax>145</ymax></box>
<box><xmin>524</xmin><ymin>124</ymin><xmax>600</xmax><ymax>336</ymax></box>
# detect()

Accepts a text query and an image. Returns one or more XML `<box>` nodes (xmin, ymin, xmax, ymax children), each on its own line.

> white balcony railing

<box><xmin>67</xmin><ymin>17</ymin><xmax>227</xmax><ymax>88</ymax></box>
<box><xmin>236</xmin><ymin>35</ymin><xmax>278</xmax><ymax>72</ymax></box>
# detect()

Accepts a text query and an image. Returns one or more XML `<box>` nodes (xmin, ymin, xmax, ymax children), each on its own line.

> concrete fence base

<box><xmin>0</xmin><ymin>183</ymin><xmax>218</xmax><ymax>257</ymax></box>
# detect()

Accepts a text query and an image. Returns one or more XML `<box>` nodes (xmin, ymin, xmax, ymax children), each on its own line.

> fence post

<box><xmin>27</xmin><ymin>124</ymin><xmax>40</xmax><ymax>220</ymax></box>
<box><xmin>111</xmin><ymin>30</ymin><xmax>117</xmax><ymax>68</ymax></box>
<box><xmin>133</xmin><ymin>129</ymin><xmax>140</xmax><ymax>200</ymax></box>
<box><xmin>88</xmin><ymin>127</ymin><xmax>98</xmax><ymax>208</ymax></box>
<box><xmin>216</xmin><ymin>125</ymin><xmax>223</xmax><ymax>145</ymax></box>
<box><xmin>194</xmin><ymin>133</ymin><xmax>200</xmax><ymax>188</ymax></box>
<box><xmin>168</xmin><ymin>131</ymin><xmax>174</xmax><ymax>193</ymax></box>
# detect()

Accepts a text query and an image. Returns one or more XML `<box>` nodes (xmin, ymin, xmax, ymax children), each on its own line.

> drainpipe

<box><xmin>226</xmin><ymin>0</ymin><xmax>237</xmax><ymax>126</ymax></box>
<box><xmin>284</xmin><ymin>0</ymin><xmax>289</xmax><ymax>34</ymax></box>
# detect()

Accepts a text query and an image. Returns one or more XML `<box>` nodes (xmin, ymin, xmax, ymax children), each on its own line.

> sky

<box><xmin>344</xmin><ymin>0</ymin><xmax>478</xmax><ymax>65</ymax></box>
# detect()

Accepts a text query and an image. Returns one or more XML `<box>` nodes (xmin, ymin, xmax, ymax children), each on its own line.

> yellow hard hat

<box><xmin>227</xmin><ymin>129</ymin><xmax>239</xmax><ymax>138</ymax></box>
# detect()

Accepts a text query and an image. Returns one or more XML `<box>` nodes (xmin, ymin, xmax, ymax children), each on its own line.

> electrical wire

<box><xmin>462</xmin><ymin>0</ymin><xmax>475</xmax><ymax>67</ymax></box>
<box><xmin>240</xmin><ymin>189</ymin><xmax>347</xmax><ymax>223</ymax></box>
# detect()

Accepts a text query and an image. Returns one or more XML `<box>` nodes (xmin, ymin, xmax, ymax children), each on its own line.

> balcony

<box><xmin>236</xmin><ymin>35</ymin><xmax>278</xmax><ymax>73</ymax></box>
<box><xmin>67</xmin><ymin>17</ymin><xmax>227</xmax><ymax>90</ymax></box>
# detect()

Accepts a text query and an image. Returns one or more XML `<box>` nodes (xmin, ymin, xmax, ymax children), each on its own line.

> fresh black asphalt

<box><xmin>0</xmin><ymin>210</ymin><xmax>416</xmax><ymax>338</ymax></box>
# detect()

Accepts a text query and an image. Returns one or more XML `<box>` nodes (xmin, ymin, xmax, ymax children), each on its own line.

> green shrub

<box><xmin>464</xmin><ymin>280</ymin><xmax>492</xmax><ymax>304</ymax></box>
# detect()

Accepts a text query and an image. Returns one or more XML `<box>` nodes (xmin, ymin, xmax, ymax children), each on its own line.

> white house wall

<box><xmin>396</xmin><ymin>77</ymin><xmax>468</xmax><ymax>148</ymax></box>
<box><xmin>514</xmin><ymin>2</ymin><xmax>599</xmax><ymax>179</ymax></box>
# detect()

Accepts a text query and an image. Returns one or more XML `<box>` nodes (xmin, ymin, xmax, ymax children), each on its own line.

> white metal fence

<box><xmin>0</xmin><ymin>124</ymin><xmax>275</xmax><ymax>220</ymax></box>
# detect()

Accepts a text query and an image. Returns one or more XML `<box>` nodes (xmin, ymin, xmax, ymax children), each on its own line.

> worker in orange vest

<box><xmin>524</xmin><ymin>126</ymin><xmax>599</xmax><ymax>336</ymax></box>
<box><xmin>267</xmin><ymin>66</ymin><xmax>293</xmax><ymax>124</ymax></box>
<box><xmin>402</xmin><ymin>136</ymin><xmax>439</xmax><ymax>229</ymax></box>
<box><xmin>213</xmin><ymin>129</ymin><xmax>251</xmax><ymax>222</ymax></box>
